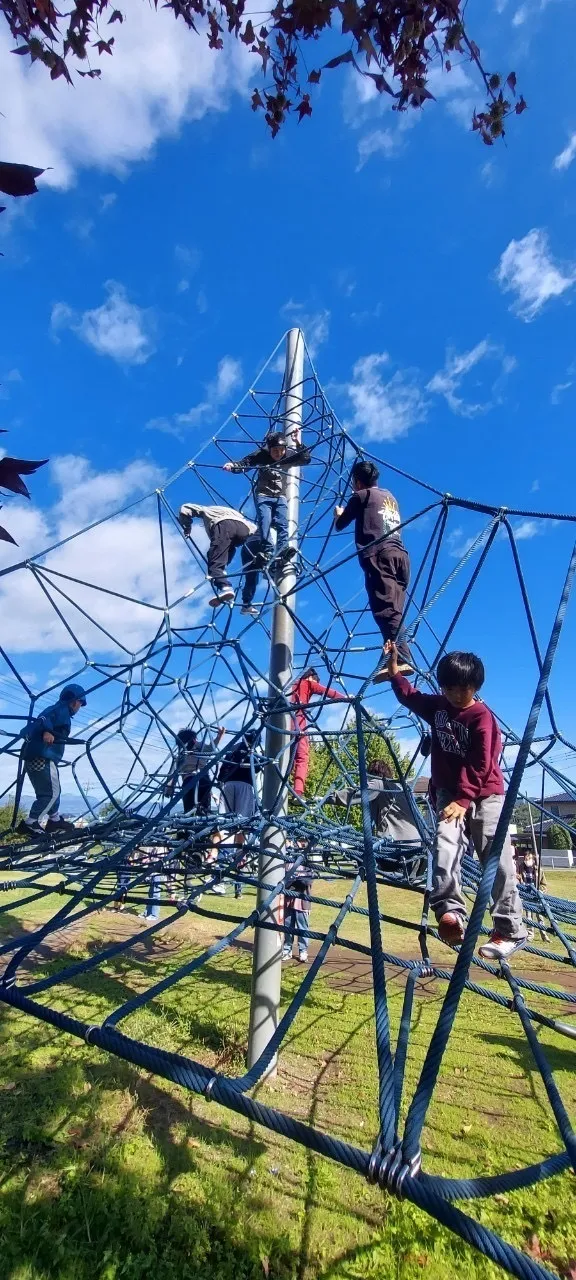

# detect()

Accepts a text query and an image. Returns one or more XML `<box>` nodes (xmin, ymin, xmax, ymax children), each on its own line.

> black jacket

<box><xmin>230</xmin><ymin>445</ymin><xmax>311</xmax><ymax>498</ymax></box>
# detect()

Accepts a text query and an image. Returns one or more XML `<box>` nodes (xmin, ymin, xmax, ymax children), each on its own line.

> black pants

<box><xmin>182</xmin><ymin>777</ymin><xmax>212</xmax><ymax>814</ymax></box>
<box><xmin>208</xmin><ymin>519</ymin><xmax>249</xmax><ymax>590</ymax></box>
<box><xmin>362</xmin><ymin>544</ymin><xmax>412</xmax><ymax>661</ymax></box>
<box><xmin>241</xmin><ymin>535</ymin><xmax>266</xmax><ymax>605</ymax></box>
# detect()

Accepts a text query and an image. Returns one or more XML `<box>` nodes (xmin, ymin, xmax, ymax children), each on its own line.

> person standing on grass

<box><xmin>217</xmin><ymin>730</ymin><xmax>262</xmax><ymax>898</ymax></box>
<box><xmin>282</xmin><ymin>863</ymin><xmax>314</xmax><ymax>964</ymax></box>
<box><xmin>18</xmin><ymin>682</ymin><xmax>87</xmax><ymax>838</ymax></box>
<box><xmin>387</xmin><ymin>642</ymin><xmax>527</xmax><ymax>961</ymax></box>
<box><xmin>333</xmin><ymin>460</ymin><xmax>413</xmax><ymax>684</ymax></box>
<box><xmin>178</xmin><ymin>502</ymin><xmax>257</xmax><ymax>608</ymax></box>
<box><xmin>166</xmin><ymin>726</ymin><xmax>225</xmax><ymax>815</ymax></box>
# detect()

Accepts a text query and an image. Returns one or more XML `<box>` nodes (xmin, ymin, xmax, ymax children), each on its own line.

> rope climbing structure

<box><xmin>0</xmin><ymin>329</ymin><xmax>575</xmax><ymax>1280</ymax></box>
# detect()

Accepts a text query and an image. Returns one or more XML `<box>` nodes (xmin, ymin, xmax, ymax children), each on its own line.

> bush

<box><xmin>547</xmin><ymin>823</ymin><xmax>572</xmax><ymax>850</ymax></box>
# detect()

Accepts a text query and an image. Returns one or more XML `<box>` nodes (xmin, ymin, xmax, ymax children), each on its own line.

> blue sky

<box><xmin>1</xmin><ymin>0</ymin><xmax>576</xmax><ymax>807</ymax></box>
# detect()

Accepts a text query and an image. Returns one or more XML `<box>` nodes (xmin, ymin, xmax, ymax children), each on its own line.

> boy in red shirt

<box><xmin>387</xmin><ymin>642</ymin><xmax>527</xmax><ymax>961</ymax></box>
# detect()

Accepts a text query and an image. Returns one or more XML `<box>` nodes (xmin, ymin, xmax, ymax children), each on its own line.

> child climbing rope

<box><xmin>387</xmin><ymin>643</ymin><xmax>528</xmax><ymax>960</ymax></box>
<box><xmin>178</xmin><ymin>502</ymin><xmax>257</xmax><ymax>607</ymax></box>
<box><xmin>282</xmin><ymin>859</ymin><xmax>314</xmax><ymax>964</ymax></box>
<box><xmin>291</xmin><ymin>667</ymin><xmax>346</xmax><ymax>797</ymax></box>
<box><xmin>18</xmin><ymin>682</ymin><xmax>87</xmax><ymax>838</ymax></box>
<box><xmin>166</xmin><ymin>726</ymin><xmax>225</xmax><ymax>814</ymax></box>
<box><xmin>223</xmin><ymin>429</ymin><xmax>311</xmax><ymax>564</ymax></box>
<box><xmin>333</xmin><ymin>459</ymin><xmax>413</xmax><ymax>683</ymax></box>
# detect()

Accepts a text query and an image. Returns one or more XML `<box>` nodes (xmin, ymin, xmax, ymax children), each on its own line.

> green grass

<box><xmin>0</xmin><ymin>872</ymin><xmax>576</xmax><ymax>1279</ymax></box>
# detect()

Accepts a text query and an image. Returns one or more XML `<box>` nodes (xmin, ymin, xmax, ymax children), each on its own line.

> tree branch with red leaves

<box><xmin>1</xmin><ymin>0</ymin><xmax>525</xmax><ymax>143</ymax></box>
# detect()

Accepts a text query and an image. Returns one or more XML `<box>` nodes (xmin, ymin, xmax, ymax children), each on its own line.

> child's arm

<box><xmin>333</xmin><ymin>493</ymin><xmax>359</xmax><ymax>530</ymax></box>
<box><xmin>386</xmin><ymin>642</ymin><xmax>436</xmax><ymax>723</ymax></box>
<box><xmin>223</xmin><ymin>450</ymin><xmax>265</xmax><ymax>473</ymax></box>
<box><xmin>308</xmin><ymin>678</ymin><xmax>346</xmax><ymax>701</ymax></box>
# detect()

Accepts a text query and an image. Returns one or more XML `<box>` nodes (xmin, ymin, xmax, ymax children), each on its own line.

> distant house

<box><xmin>542</xmin><ymin>793</ymin><xmax>576</xmax><ymax>823</ymax></box>
<box><xmin>413</xmin><ymin>777</ymin><xmax>430</xmax><ymax>798</ymax></box>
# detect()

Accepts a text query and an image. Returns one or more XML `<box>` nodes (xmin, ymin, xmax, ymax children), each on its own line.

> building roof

<box><xmin>540</xmin><ymin>793</ymin><xmax>576</xmax><ymax>805</ymax></box>
<box><xmin>413</xmin><ymin>776</ymin><xmax>431</xmax><ymax>795</ymax></box>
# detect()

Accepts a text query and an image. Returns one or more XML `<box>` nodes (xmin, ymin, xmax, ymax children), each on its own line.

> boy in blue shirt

<box><xmin>18</xmin><ymin>683</ymin><xmax>87</xmax><ymax>837</ymax></box>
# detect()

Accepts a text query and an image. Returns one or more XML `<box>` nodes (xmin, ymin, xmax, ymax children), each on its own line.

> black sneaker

<box><xmin>15</xmin><ymin>819</ymin><xmax>43</xmax><ymax>839</ymax></box>
<box><xmin>46</xmin><ymin>817</ymin><xmax>77</xmax><ymax>834</ymax></box>
<box><xmin>276</xmin><ymin>546</ymin><xmax>296</xmax><ymax>564</ymax></box>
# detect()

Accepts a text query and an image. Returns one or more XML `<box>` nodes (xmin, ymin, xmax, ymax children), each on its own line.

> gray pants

<box><xmin>433</xmin><ymin>790</ymin><xmax>526</xmax><ymax>940</ymax></box>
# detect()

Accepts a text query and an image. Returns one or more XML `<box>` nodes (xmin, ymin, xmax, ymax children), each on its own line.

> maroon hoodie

<box><xmin>391</xmin><ymin>674</ymin><xmax>504</xmax><ymax>809</ymax></box>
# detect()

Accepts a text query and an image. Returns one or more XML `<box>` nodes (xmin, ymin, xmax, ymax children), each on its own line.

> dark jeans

<box><xmin>182</xmin><ymin>777</ymin><xmax>212</xmax><ymax>814</ymax></box>
<box><xmin>362</xmin><ymin>543</ymin><xmax>412</xmax><ymax>662</ymax></box>
<box><xmin>207</xmin><ymin>519</ymin><xmax>249</xmax><ymax>590</ymax></box>
<box><xmin>241</xmin><ymin>535</ymin><xmax>266</xmax><ymax>605</ymax></box>
<box><xmin>257</xmin><ymin>495</ymin><xmax>289</xmax><ymax>557</ymax></box>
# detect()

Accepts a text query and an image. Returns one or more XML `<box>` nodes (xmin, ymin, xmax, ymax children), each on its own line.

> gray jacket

<box><xmin>332</xmin><ymin>778</ymin><xmax>421</xmax><ymax>842</ymax></box>
<box><xmin>179</xmin><ymin>503</ymin><xmax>257</xmax><ymax>538</ymax></box>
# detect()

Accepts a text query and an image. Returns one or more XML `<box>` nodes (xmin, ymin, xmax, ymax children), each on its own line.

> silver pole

<box><xmin>247</xmin><ymin>328</ymin><xmax>304</xmax><ymax>1075</ymax></box>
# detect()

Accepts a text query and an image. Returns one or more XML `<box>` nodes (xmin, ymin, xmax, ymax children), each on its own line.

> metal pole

<box><xmin>247</xmin><ymin>328</ymin><xmax>304</xmax><ymax>1075</ymax></box>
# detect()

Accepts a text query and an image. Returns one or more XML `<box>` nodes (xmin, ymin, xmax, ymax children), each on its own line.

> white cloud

<box><xmin>51</xmin><ymin>281</ymin><xmax>156</xmax><ymax>364</ymax></box>
<box><xmin>427</xmin><ymin>340</ymin><xmax>516</xmax><ymax>417</ymax></box>
<box><xmin>100</xmin><ymin>192</ymin><xmax>117</xmax><ymax>212</ymax></box>
<box><xmin>356</xmin><ymin>129</ymin><xmax>399</xmax><ymax>169</ymax></box>
<box><xmin>343</xmin><ymin>353</ymin><xmax>427</xmax><ymax>442</ymax></box>
<box><xmin>513</xmin><ymin>519</ymin><xmax>540</xmax><ymax>540</ymax></box>
<box><xmin>553</xmin><ymin>132</ymin><xmax>576</xmax><ymax>172</ymax></box>
<box><xmin>147</xmin><ymin>355</ymin><xmax>243</xmax><ymax>437</ymax></box>
<box><xmin>0</xmin><ymin>0</ymin><xmax>253</xmax><ymax>187</ymax></box>
<box><xmin>280</xmin><ymin>301</ymin><xmax>330</xmax><ymax>360</ymax></box>
<box><xmin>496</xmin><ymin>229</ymin><xmax>576</xmax><ymax>321</ymax></box>
<box><xmin>0</xmin><ymin>456</ymin><xmax>206</xmax><ymax>655</ymax></box>
<box><xmin>551</xmin><ymin>380</ymin><xmax>573</xmax><ymax>405</ymax></box>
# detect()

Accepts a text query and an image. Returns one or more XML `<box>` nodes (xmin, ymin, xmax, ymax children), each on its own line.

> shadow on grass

<box><xmin>0</xmin><ymin>1046</ymin><xmax>295</xmax><ymax>1280</ymax></box>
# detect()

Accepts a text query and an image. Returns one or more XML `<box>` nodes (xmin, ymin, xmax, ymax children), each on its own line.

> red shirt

<box><xmin>291</xmin><ymin>677</ymin><xmax>344</xmax><ymax>706</ymax></box>
<box><xmin>391</xmin><ymin>674</ymin><xmax>504</xmax><ymax>809</ymax></box>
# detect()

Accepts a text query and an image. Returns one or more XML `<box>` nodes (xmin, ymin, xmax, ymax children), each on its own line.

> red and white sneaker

<box><xmin>478</xmin><ymin>933</ymin><xmax>527</xmax><ymax>961</ymax></box>
<box><xmin>437</xmin><ymin>912</ymin><xmax>465</xmax><ymax>946</ymax></box>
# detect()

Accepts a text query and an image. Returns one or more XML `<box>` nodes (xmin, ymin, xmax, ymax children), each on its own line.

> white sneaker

<box><xmin>211</xmin><ymin>883</ymin><xmax>226</xmax><ymax>895</ymax></box>
<box><xmin>298</xmin><ymin>952</ymin><xmax>309</xmax><ymax>964</ymax></box>
<box><xmin>282</xmin><ymin>950</ymin><xmax>292</xmax><ymax>961</ymax></box>
<box><xmin>478</xmin><ymin>933</ymin><xmax>527</xmax><ymax>961</ymax></box>
<box><xmin>241</xmin><ymin>604</ymin><xmax>259</xmax><ymax>616</ymax></box>
<box><xmin>209</xmin><ymin>588</ymin><xmax>234</xmax><ymax>608</ymax></box>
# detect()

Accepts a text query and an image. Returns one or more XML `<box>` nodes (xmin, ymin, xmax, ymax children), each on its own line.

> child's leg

<box><xmin>257</xmin><ymin>499</ymin><xmax>274</xmax><ymax>557</ymax></box>
<box><xmin>292</xmin><ymin>731</ymin><xmax>310</xmax><ymax>796</ymax></box>
<box><xmin>432</xmin><ymin>790</ymin><xmax>468</xmax><ymax>922</ymax></box>
<box><xmin>363</xmin><ymin>547</ymin><xmax>413</xmax><ymax>663</ymax></box>
<box><xmin>470</xmin><ymin>796</ymin><xmax>526</xmax><ymax>939</ymax></box>
<box><xmin>295</xmin><ymin>907</ymin><xmax>310</xmax><ymax>957</ymax></box>
<box><xmin>207</xmin><ymin>521</ymin><xmax>233</xmax><ymax>590</ymax></box>
<box><xmin>27</xmin><ymin>759</ymin><xmax>61</xmax><ymax>824</ymax></box>
<box><xmin>273</xmin><ymin>497</ymin><xmax>289</xmax><ymax>554</ymax></box>
<box><xmin>283</xmin><ymin>902</ymin><xmax>295</xmax><ymax>955</ymax></box>
<box><xmin>241</xmin><ymin>542</ymin><xmax>259</xmax><ymax>605</ymax></box>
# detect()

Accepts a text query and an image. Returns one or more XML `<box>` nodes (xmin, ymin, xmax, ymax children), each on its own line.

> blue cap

<box><xmin>60</xmin><ymin>683</ymin><xmax>87</xmax><ymax>706</ymax></box>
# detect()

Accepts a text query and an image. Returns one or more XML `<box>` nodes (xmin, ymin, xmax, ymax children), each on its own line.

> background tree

<box><xmin>547</xmin><ymin>823</ymin><xmax>573</xmax><ymax>852</ymax></box>
<box><xmin>1</xmin><ymin>1</ymin><xmax>525</xmax><ymax>145</ymax></box>
<box><xmin>300</xmin><ymin>716</ymin><xmax>412</xmax><ymax>827</ymax></box>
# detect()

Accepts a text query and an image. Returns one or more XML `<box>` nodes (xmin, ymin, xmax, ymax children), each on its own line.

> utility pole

<box><xmin>247</xmin><ymin>328</ymin><xmax>304</xmax><ymax>1075</ymax></box>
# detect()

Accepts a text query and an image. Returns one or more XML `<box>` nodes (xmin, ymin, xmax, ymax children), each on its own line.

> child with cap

<box><xmin>18</xmin><ymin>683</ymin><xmax>87</xmax><ymax>837</ymax></box>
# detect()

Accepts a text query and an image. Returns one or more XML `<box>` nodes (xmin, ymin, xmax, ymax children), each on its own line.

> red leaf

<box><xmin>0</xmin><ymin>161</ymin><xmax>44</xmax><ymax>197</ymax></box>
<box><xmin>297</xmin><ymin>94</ymin><xmax>312</xmax><ymax>121</ymax></box>
<box><xmin>515</xmin><ymin>97</ymin><xmax>527</xmax><ymax>114</ymax></box>
<box><xmin>324</xmin><ymin>50</ymin><xmax>354</xmax><ymax>70</ymax></box>
<box><xmin>251</xmin><ymin>89</ymin><xmax>264</xmax><ymax>112</ymax></box>
<box><xmin>0</xmin><ymin>457</ymin><xmax>48</xmax><ymax>498</ymax></box>
<box><xmin>0</xmin><ymin>524</ymin><xmax>17</xmax><ymax>546</ymax></box>
<box><xmin>507</xmin><ymin>71</ymin><xmax>517</xmax><ymax>93</ymax></box>
<box><xmin>108</xmin><ymin>8</ymin><xmax>124</xmax><ymax>21</ymax></box>
<box><xmin>308</xmin><ymin>68</ymin><xmax>321</xmax><ymax>83</ymax></box>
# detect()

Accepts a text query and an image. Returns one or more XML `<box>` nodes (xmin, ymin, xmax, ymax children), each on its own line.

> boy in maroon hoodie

<box><xmin>387</xmin><ymin>642</ymin><xmax>527</xmax><ymax>960</ymax></box>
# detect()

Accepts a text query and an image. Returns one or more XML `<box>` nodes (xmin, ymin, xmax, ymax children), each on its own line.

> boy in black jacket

<box><xmin>223</xmin><ymin>430</ymin><xmax>311</xmax><ymax>563</ymax></box>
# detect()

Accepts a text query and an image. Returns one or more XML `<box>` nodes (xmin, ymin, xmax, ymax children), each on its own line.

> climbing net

<box><xmin>1</xmin><ymin>331</ymin><xmax>576</xmax><ymax>1279</ymax></box>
